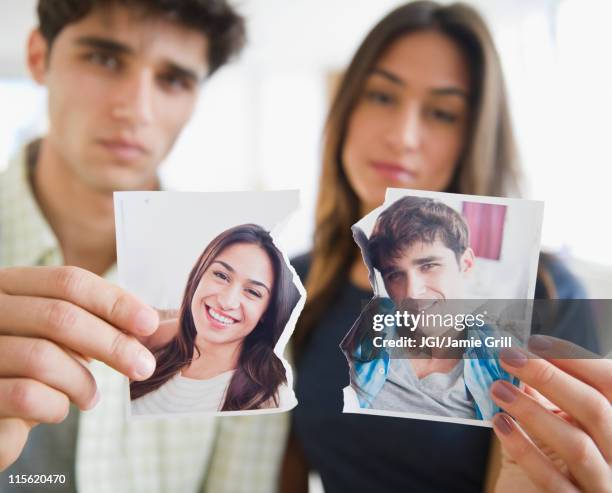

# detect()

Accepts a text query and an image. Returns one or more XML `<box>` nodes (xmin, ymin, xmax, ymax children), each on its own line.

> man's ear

<box><xmin>27</xmin><ymin>29</ymin><xmax>49</xmax><ymax>85</ymax></box>
<box><xmin>460</xmin><ymin>247</ymin><xmax>475</xmax><ymax>275</ymax></box>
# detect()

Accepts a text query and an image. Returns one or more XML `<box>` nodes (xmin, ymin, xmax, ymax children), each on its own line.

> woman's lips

<box><xmin>370</xmin><ymin>161</ymin><xmax>417</xmax><ymax>183</ymax></box>
<box><xmin>205</xmin><ymin>305</ymin><xmax>239</xmax><ymax>329</ymax></box>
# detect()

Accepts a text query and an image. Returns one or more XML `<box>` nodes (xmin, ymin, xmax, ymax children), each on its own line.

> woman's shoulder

<box><xmin>290</xmin><ymin>252</ymin><xmax>312</xmax><ymax>283</ymax></box>
<box><xmin>535</xmin><ymin>252</ymin><xmax>587</xmax><ymax>299</ymax></box>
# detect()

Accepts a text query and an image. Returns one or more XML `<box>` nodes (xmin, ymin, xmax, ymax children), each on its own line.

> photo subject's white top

<box><xmin>131</xmin><ymin>370</ymin><xmax>235</xmax><ymax>415</ymax></box>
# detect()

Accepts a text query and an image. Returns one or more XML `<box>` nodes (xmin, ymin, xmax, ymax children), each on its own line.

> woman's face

<box><xmin>342</xmin><ymin>30</ymin><xmax>472</xmax><ymax>212</ymax></box>
<box><xmin>191</xmin><ymin>242</ymin><xmax>274</xmax><ymax>347</ymax></box>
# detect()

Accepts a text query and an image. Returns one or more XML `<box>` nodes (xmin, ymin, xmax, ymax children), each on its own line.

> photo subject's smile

<box><xmin>204</xmin><ymin>303</ymin><xmax>240</xmax><ymax>328</ymax></box>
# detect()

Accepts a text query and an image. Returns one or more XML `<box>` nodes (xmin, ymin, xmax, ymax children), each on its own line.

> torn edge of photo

<box><xmin>341</xmin><ymin>187</ymin><xmax>544</xmax><ymax>428</ymax></box>
<box><xmin>114</xmin><ymin>191</ymin><xmax>305</xmax><ymax>419</ymax></box>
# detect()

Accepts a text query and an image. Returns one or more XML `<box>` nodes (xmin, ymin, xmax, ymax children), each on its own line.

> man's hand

<box><xmin>0</xmin><ymin>266</ymin><xmax>159</xmax><ymax>471</ymax></box>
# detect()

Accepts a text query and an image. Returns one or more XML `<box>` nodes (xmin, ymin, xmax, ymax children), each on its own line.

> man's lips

<box><xmin>97</xmin><ymin>138</ymin><xmax>148</xmax><ymax>161</ymax></box>
<box><xmin>370</xmin><ymin>161</ymin><xmax>418</xmax><ymax>183</ymax></box>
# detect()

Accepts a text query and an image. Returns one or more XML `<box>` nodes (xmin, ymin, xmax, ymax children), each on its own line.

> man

<box><xmin>0</xmin><ymin>2</ymin><xmax>287</xmax><ymax>492</ymax></box>
<box><xmin>343</xmin><ymin>196</ymin><xmax>515</xmax><ymax>420</ymax></box>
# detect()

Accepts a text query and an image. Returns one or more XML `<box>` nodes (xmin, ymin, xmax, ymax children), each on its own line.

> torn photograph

<box><xmin>341</xmin><ymin>188</ymin><xmax>544</xmax><ymax>427</ymax></box>
<box><xmin>114</xmin><ymin>191</ymin><xmax>303</xmax><ymax>418</ymax></box>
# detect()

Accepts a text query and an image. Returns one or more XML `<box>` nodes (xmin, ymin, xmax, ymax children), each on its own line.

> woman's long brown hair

<box><xmin>293</xmin><ymin>1</ymin><xmax>524</xmax><ymax>356</ymax></box>
<box><xmin>130</xmin><ymin>224</ymin><xmax>300</xmax><ymax>410</ymax></box>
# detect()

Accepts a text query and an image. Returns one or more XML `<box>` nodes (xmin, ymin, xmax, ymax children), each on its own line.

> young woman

<box><xmin>284</xmin><ymin>2</ymin><xmax>608</xmax><ymax>492</ymax></box>
<box><xmin>130</xmin><ymin>223</ymin><xmax>299</xmax><ymax>414</ymax></box>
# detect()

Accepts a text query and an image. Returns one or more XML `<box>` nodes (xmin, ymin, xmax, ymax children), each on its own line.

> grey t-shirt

<box><xmin>370</xmin><ymin>358</ymin><xmax>476</xmax><ymax>419</ymax></box>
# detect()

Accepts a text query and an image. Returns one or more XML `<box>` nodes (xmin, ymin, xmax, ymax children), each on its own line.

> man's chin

<box><xmin>81</xmin><ymin>167</ymin><xmax>159</xmax><ymax>193</ymax></box>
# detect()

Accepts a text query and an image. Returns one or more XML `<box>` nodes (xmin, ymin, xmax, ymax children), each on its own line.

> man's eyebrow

<box><xmin>74</xmin><ymin>36</ymin><xmax>133</xmax><ymax>55</ymax></box>
<box><xmin>74</xmin><ymin>36</ymin><xmax>203</xmax><ymax>81</ymax></box>
<box><xmin>165</xmin><ymin>61</ymin><xmax>201</xmax><ymax>84</ymax></box>
<box><xmin>212</xmin><ymin>260</ymin><xmax>271</xmax><ymax>294</ymax></box>
<box><xmin>413</xmin><ymin>255</ymin><xmax>444</xmax><ymax>266</ymax></box>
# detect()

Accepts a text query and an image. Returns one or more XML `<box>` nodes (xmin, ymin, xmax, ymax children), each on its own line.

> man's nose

<box><xmin>217</xmin><ymin>283</ymin><xmax>241</xmax><ymax>311</ymax></box>
<box><xmin>111</xmin><ymin>70</ymin><xmax>155</xmax><ymax>126</ymax></box>
<box><xmin>405</xmin><ymin>272</ymin><xmax>427</xmax><ymax>299</ymax></box>
<box><xmin>386</xmin><ymin>102</ymin><xmax>422</xmax><ymax>152</ymax></box>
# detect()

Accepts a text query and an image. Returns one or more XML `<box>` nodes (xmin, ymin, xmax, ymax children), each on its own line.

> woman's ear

<box><xmin>27</xmin><ymin>29</ymin><xmax>49</xmax><ymax>85</ymax></box>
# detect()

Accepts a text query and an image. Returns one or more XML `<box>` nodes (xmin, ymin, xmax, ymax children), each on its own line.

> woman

<box><xmin>284</xmin><ymin>2</ymin><xmax>609</xmax><ymax>492</ymax></box>
<box><xmin>130</xmin><ymin>223</ymin><xmax>299</xmax><ymax>414</ymax></box>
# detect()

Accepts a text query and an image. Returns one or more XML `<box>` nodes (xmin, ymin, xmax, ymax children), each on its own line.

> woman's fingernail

<box><xmin>493</xmin><ymin>414</ymin><xmax>514</xmax><ymax>435</ymax></box>
<box><xmin>491</xmin><ymin>381</ymin><xmax>518</xmax><ymax>403</ymax></box>
<box><xmin>500</xmin><ymin>348</ymin><xmax>528</xmax><ymax>368</ymax></box>
<box><xmin>528</xmin><ymin>335</ymin><xmax>552</xmax><ymax>351</ymax></box>
<box><xmin>135</xmin><ymin>350</ymin><xmax>156</xmax><ymax>379</ymax></box>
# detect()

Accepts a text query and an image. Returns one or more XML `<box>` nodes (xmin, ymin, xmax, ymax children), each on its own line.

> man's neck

<box><xmin>31</xmin><ymin>138</ymin><xmax>118</xmax><ymax>275</ymax></box>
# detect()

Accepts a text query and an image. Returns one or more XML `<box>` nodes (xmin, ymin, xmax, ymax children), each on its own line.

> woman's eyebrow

<box><xmin>370</xmin><ymin>68</ymin><xmax>405</xmax><ymax>86</ymax></box>
<box><xmin>249</xmin><ymin>279</ymin><xmax>271</xmax><ymax>294</ymax></box>
<box><xmin>370</xmin><ymin>68</ymin><xmax>468</xmax><ymax>100</ymax></box>
<box><xmin>430</xmin><ymin>87</ymin><xmax>469</xmax><ymax>100</ymax></box>
<box><xmin>212</xmin><ymin>260</ymin><xmax>271</xmax><ymax>294</ymax></box>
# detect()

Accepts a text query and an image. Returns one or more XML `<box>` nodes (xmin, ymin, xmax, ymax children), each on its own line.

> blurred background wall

<box><xmin>0</xmin><ymin>0</ymin><xmax>610</xmax><ymax>297</ymax></box>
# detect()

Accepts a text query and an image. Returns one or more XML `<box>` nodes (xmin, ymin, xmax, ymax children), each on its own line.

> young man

<box><xmin>0</xmin><ymin>2</ymin><xmax>287</xmax><ymax>492</ymax></box>
<box><xmin>343</xmin><ymin>196</ymin><xmax>515</xmax><ymax>420</ymax></box>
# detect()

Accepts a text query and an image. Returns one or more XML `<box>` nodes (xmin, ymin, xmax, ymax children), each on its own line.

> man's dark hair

<box><xmin>368</xmin><ymin>196</ymin><xmax>470</xmax><ymax>271</ymax></box>
<box><xmin>37</xmin><ymin>0</ymin><xmax>246</xmax><ymax>75</ymax></box>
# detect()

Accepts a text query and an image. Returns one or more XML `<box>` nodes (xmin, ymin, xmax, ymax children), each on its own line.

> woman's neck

<box><xmin>182</xmin><ymin>339</ymin><xmax>241</xmax><ymax>379</ymax></box>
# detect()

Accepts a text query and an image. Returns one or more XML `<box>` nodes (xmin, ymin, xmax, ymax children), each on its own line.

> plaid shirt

<box><xmin>0</xmin><ymin>143</ymin><xmax>289</xmax><ymax>493</ymax></box>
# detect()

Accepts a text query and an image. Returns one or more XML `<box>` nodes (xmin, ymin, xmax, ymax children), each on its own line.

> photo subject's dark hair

<box><xmin>368</xmin><ymin>196</ymin><xmax>470</xmax><ymax>271</ymax></box>
<box><xmin>37</xmin><ymin>0</ymin><xmax>246</xmax><ymax>74</ymax></box>
<box><xmin>293</xmin><ymin>1</ymin><xmax>522</xmax><ymax>357</ymax></box>
<box><xmin>130</xmin><ymin>224</ymin><xmax>299</xmax><ymax>410</ymax></box>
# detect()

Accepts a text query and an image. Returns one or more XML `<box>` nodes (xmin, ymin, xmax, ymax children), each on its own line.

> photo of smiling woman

<box><xmin>130</xmin><ymin>223</ymin><xmax>300</xmax><ymax>415</ymax></box>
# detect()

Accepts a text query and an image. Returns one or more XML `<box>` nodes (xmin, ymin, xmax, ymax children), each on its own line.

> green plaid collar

<box><xmin>0</xmin><ymin>140</ymin><xmax>61</xmax><ymax>267</ymax></box>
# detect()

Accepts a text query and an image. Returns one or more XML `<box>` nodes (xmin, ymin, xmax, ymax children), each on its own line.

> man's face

<box><xmin>379</xmin><ymin>239</ymin><xmax>474</xmax><ymax>307</ymax></box>
<box><xmin>30</xmin><ymin>5</ymin><xmax>209</xmax><ymax>192</ymax></box>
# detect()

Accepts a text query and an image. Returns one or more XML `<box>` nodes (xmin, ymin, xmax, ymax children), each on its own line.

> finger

<box><xmin>0</xmin><ymin>418</ymin><xmax>34</xmax><ymax>471</ymax></box>
<box><xmin>528</xmin><ymin>335</ymin><xmax>612</xmax><ymax>400</ymax></box>
<box><xmin>523</xmin><ymin>385</ymin><xmax>559</xmax><ymax>412</ymax></box>
<box><xmin>492</xmin><ymin>413</ymin><xmax>580</xmax><ymax>493</ymax></box>
<box><xmin>0</xmin><ymin>295</ymin><xmax>156</xmax><ymax>381</ymax></box>
<box><xmin>0</xmin><ymin>379</ymin><xmax>69</xmax><ymax>423</ymax></box>
<box><xmin>491</xmin><ymin>380</ymin><xmax>611</xmax><ymax>491</ymax></box>
<box><xmin>0</xmin><ymin>266</ymin><xmax>158</xmax><ymax>336</ymax></box>
<box><xmin>500</xmin><ymin>347</ymin><xmax>612</xmax><ymax>461</ymax></box>
<box><xmin>0</xmin><ymin>336</ymin><xmax>99</xmax><ymax>410</ymax></box>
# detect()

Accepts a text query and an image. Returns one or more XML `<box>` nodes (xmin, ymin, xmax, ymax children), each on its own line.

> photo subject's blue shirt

<box><xmin>350</xmin><ymin>318</ymin><xmax>517</xmax><ymax>420</ymax></box>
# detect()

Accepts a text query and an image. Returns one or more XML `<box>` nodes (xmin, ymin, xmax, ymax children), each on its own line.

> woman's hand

<box><xmin>490</xmin><ymin>335</ymin><xmax>612</xmax><ymax>493</ymax></box>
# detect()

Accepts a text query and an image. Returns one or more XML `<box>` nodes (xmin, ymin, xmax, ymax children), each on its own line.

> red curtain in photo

<box><xmin>461</xmin><ymin>202</ymin><xmax>507</xmax><ymax>260</ymax></box>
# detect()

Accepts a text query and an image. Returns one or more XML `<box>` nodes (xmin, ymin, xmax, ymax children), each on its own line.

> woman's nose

<box><xmin>217</xmin><ymin>284</ymin><xmax>241</xmax><ymax>310</ymax></box>
<box><xmin>386</xmin><ymin>103</ymin><xmax>422</xmax><ymax>152</ymax></box>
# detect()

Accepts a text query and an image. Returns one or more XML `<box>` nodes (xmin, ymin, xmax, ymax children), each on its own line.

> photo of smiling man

<box><xmin>341</xmin><ymin>191</ymin><xmax>543</xmax><ymax>425</ymax></box>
